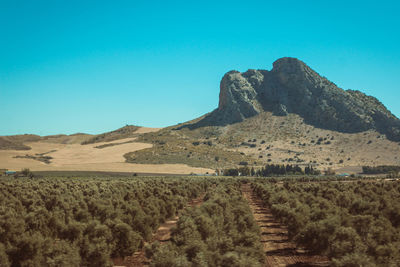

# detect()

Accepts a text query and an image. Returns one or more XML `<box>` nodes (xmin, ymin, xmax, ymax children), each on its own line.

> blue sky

<box><xmin>1</xmin><ymin>0</ymin><xmax>399</xmax><ymax>135</ymax></box>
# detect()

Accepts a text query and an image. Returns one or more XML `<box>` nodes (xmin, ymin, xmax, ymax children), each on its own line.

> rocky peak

<box><xmin>191</xmin><ymin>57</ymin><xmax>400</xmax><ymax>142</ymax></box>
<box><xmin>272</xmin><ymin>57</ymin><xmax>308</xmax><ymax>74</ymax></box>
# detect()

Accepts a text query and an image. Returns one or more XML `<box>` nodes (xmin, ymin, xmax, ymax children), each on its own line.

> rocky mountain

<box><xmin>189</xmin><ymin>57</ymin><xmax>400</xmax><ymax>142</ymax></box>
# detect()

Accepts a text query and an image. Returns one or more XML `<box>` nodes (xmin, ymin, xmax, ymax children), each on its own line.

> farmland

<box><xmin>252</xmin><ymin>179</ymin><xmax>400</xmax><ymax>266</ymax></box>
<box><xmin>0</xmin><ymin>176</ymin><xmax>210</xmax><ymax>266</ymax></box>
<box><xmin>0</xmin><ymin>175</ymin><xmax>399</xmax><ymax>266</ymax></box>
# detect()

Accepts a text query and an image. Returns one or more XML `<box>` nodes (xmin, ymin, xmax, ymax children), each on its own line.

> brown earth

<box><xmin>112</xmin><ymin>193</ymin><xmax>205</xmax><ymax>267</ymax></box>
<box><xmin>127</xmin><ymin>112</ymin><xmax>400</xmax><ymax>173</ymax></box>
<box><xmin>219</xmin><ymin>112</ymin><xmax>400</xmax><ymax>171</ymax></box>
<box><xmin>241</xmin><ymin>184</ymin><xmax>329</xmax><ymax>267</ymax></box>
<box><xmin>3</xmin><ymin>113</ymin><xmax>399</xmax><ymax>175</ymax></box>
<box><xmin>0</xmin><ymin>128</ymin><xmax>213</xmax><ymax>175</ymax></box>
<box><xmin>81</xmin><ymin>125</ymin><xmax>156</xmax><ymax>145</ymax></box>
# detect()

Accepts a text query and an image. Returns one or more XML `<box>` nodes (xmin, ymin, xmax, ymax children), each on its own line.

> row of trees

<box><xmin>362</xmin><ymin>165</ymin><xmax>400</xmax><ymax>175</ymax></box>
<box><xmin>149</xmin><ymin>180</ymin><xmax>265</xmax><ymax>267</ymax></box>
<box><xmin>0</xmin><ymin>177</ymin><xmax>211</xmax><ymax>266</ymax></box>
<box><xmin>251</xmin><ymin>180</ymin><xmax>400</xmax><ymax>266</ymax></box>
<box><xmin>223</xmin><ymin>164</ymin><xmax>320</xmax><ymax>177</ymax></box>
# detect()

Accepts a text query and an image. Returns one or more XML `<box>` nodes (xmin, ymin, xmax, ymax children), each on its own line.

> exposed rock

<box><xmin>189</xmin><ymin>57</ymin><xmax>400</xmax><ymax>141</ymax></box>
<box><xmin>274</xmin><ymin>104</ymin><xmax>288</xmax><ymax>116</ymax></box>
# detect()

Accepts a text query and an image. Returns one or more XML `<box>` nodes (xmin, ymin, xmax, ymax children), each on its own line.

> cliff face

<box><xmin>193</xmin><ymin>57</ymin><xmax>400</xmax><ymax>141</ymax></box>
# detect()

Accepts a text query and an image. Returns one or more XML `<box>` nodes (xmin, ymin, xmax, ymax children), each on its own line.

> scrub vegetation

<box><xmin>149</xmin><ymin>180</ymin><xmax>265</xmax><ymax>267</ymax></box>
<box><xmin>0</xmin><ymin>176</ymin><xmax>209</xmax><ymax>266</ymax></box>
<box><xmin>2</xmin><ymin>175</ymin><xmax>400</xmax><ymax>267</ymax></box>
<box><xmin>124</xmin><ymin>129</ymin><xmax>253</xmax><ymax>169</ymax></box>
<box><xmin>251</xmin><ymin>179</ymin><xmax>400</xmax><ymax>266</ymax></box>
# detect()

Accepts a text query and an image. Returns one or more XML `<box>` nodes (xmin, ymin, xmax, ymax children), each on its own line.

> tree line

<box><xmin>362</xmin><ymin>165</ymin><xmax>400</xmax><ymax>175</ymax></box>
<box><xmin>222</xmin><ymin>163</ymin><xmax>320</xmax><ymax>177</ymax></box>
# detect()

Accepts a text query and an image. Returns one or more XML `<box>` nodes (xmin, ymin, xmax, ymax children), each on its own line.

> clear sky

<box><xmin>1</xmin><ymin>0</ymin><xmax>399</xmax><ymax>135</ymax></box>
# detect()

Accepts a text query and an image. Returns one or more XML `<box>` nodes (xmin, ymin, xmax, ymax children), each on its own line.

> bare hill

<box><xmin>0</xmin><ymin>135</ymin><xmax>42</xmax><ymax>150</ymax></box>
<box><xmin>81</xmin><ymin>125</ymin><xmax>141</xmax><ymax>145</ymax></box>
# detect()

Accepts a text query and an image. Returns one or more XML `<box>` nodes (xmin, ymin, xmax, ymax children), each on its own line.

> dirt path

<box><xmin>241</xmin><ymin>184</ymin><xmax>329</xmax><ymax>267</ymax></box>
<box><xmin>112</xmin><ymin>193</ymin><xmax>205</xmax><ymax>267</ymax></box>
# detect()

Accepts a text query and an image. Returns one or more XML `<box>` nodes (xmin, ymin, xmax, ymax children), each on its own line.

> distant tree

<box><xmin>21</xmin><ymin>168</ymin><xmax>30</xmax><ymax>175</ymax></box>
<box><xmin>251</xmin><ymin>167</ymin><xmax>255</xmax><ymax>176</ymax></box>
<box><xmin>324</xmin><ymin>167</ymin><xmax>336</xmax><ymax>176</ymax></box>
<box><xmin>238</xmin><ymin>166</ymin><xmax>250</xmax><ymax>176</ymax></box>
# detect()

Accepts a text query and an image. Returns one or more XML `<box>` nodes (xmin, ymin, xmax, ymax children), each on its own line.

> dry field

<box><xmin>0</xmin><ymin>128</ymin><xmax>213</xmax><ymax>174</ymax></box>
<box><xmin>2</xmin><ymin>113</ymin><xmax>400</xmax><ymax>175</ymax></box>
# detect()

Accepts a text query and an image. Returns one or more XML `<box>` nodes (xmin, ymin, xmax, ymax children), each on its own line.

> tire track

<box><xmin>241</xmin><ymin>183</ymin><xmax>329</xmax><ymax>267</ymax></box>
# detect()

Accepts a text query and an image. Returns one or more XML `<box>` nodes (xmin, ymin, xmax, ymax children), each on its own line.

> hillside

<box><xmin>0</xmin><ymin>127</ymin><xmax>214</xmax><ymax>174</ymax></box>
<box><xmin>126</xmin><ymin>58</ymin><xmax>400</xmax><ymax>172</ymax></box>
<box><xmin>81</xmin><ymin>125</ymin><xmax>142</xmax><ymax>145</ymax></box>
<box><xmin>126</xmin><ymin>112</ymin><xmax>400</xmax><ymax>172</ymax></box>
<box><xmin>0</xmin><ymin>135</ymin><xmax>42</xmax><ymax>150</ymax></box>
<box><xmin>187</xmin><ymin>58</ymin><xmax>400</xmax><ymax>142</ymax></box>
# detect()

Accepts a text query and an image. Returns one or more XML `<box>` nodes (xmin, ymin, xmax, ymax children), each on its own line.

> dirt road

<box><xmin>241</xmin><ymin>184</ymin><xmax>329</xmax><ymax>267</ymax></box>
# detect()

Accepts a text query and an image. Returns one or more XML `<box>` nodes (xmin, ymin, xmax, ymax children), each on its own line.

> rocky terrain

<box><xmin>188</xmin><ymin>57</ymin><xmax>400</xmax><ymax>142</ymax></box>
<box><xmin>129</xmin><ymin>57</ymin><xmax>400</xmax><ymax>172</ymax></box>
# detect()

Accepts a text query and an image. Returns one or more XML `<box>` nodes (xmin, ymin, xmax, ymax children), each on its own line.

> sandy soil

<box><xmin>134</xmin><ymin>127</ymin><xmax>162</xmax><ymax>134</ymax></box>
<box><xmin>0</xmin><ymin>136</ymin><xmax>213</xmax><ymax>174</ymax></box>
<box><xmin>242</xmin><ymin>184</ymin><xmax>329</xmax><ymax>267</ymax></box>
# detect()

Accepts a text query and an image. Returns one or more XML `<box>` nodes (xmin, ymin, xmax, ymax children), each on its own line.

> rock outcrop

<box><xmin>190</xmin><ymin>57</ymin><xmax>400</xmax><ymax>141</ymax></box>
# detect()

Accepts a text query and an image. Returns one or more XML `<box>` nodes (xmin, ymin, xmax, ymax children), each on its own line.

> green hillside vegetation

<box><xmin>125</xmin><ymin>128</ymin><xmax>254</xmax><ymax>169</ymax></box>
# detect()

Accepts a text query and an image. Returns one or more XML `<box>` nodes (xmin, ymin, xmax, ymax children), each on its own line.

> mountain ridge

<box><xmin>186</xmin><ymin>57</ymin><xmax>400</xmax><ymax>142</ymax></box>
